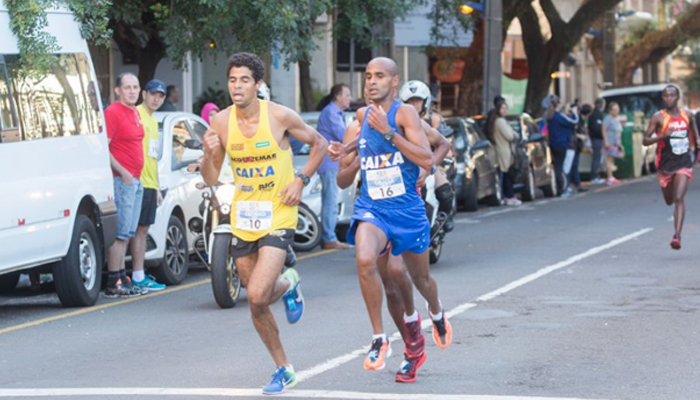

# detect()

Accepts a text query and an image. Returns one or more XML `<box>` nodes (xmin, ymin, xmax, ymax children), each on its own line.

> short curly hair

<box><xmin>226</xmin><ymin>52</ymin><xmax>265</xmax><ymax>83</ymax></box>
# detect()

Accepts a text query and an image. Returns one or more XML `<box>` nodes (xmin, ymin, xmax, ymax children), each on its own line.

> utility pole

<box><xmin>482</xmin><ymin>0</ymin><xmax>502</xmax><ymax>114</ymax></box>
<box><xmin>603</xmin><ymin>9</ymin><xmax>616</xmax><ymax>88</ymax></box>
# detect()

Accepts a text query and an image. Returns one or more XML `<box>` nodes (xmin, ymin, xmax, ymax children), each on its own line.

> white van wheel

<box><xmin>53</xmin><ymin>215</ymin><xmax>102</xmax><ymax>307</ymax></box>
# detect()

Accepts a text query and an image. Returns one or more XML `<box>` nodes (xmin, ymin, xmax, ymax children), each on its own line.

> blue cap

<box><xmin>144</xmin><ymin>79</ymin><xmax>166</xmax><ymax>95</ymax></box>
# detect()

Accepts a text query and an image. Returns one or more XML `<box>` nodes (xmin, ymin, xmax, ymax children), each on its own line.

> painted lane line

<box><xmin>0</xmin><ymin>250</ymin><xmax>334</xmax><ymax>337</ymax></box>
<box><xmin>0</xmin><ymin>388</ymin><xmax>613</xmax><ymax>400</ymax></box>
<box><xmin>295</xmin><ymin>227</ymin><xmax>653</xmax><ymax>384</ymax></box>
<box><xmin>475</xmin><ymin>227</ymin><xmax>652</xmax><ymax>302</ymax></box>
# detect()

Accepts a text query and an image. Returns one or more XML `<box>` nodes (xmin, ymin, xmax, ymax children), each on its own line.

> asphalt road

<box><xmin>1</xmin><ymin>173</ymin><xmax>699</xmax><ymax>400</ymax></box>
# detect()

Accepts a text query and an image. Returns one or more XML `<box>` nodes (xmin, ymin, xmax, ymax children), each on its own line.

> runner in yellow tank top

<box><xmin>226</xmin><ymin>99</ymin><xmax>297</xmax><ymax>241</ymax></box>
<box><xmin>200</xmin><ymin>53</ymin><xmax>327</xmax><ymax>395</ymax></box>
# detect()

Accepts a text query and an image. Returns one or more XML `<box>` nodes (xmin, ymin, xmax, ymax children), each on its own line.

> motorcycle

<box><xmin>422</xmin><ymin>158</ymin><xmax>454</xmax><ymax>265</ymax></box>
<box><xmin>189</xmin><ymin>171</ymin><xmax>243</xmax><ymax>309</ymax></box>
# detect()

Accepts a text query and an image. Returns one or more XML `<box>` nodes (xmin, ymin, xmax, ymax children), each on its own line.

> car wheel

<box><xmin>293</xmin><ymin>203</ymin><xmax>321</xmax><ymax>252</ymax></box>
<box><xmin>152</xmin><ymin>215</ymin><xmax>189</xmax><ymax>285</ymax></box>
<box><xmin>462</xmin><ymin>174</ymin><xmax>479</xmax><ymax>212</ymax></box>
<box><xmin>486</xmin><ymin>173</ymin><xmax>503</xmax><ymax>206</ymax></box>
<box><xmin>52</xmin><ymin>215</ymin><xmax>102</xmax><ymax>307</ymax></box>
<box><xmin>210</xmin><ymin>233</ymin><xmax>241</xmax><ymax>309</ymax></box>
<box><xmin>0</xmin><ymin>272</ymin><xmax>21</xmax><ymax>293</ymax></box>
<box><xmin>542</xmin><ymin>165</ymin><xmax>558</xmax><ymax>198</ymax></box>
<box><xmin>521</xmin><ymin>167</ymin><xmax>537</xmax><ymax>202</ymax></box>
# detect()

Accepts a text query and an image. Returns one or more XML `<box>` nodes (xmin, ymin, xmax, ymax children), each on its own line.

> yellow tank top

<box><xmin>226</xmin><ymin>100</ymin><xmax>297</xmax><ymax>241</ymax></box>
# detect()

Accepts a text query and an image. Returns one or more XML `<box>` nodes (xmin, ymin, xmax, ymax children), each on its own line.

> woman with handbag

<box><xmin>602</xmin><ymin>102</ymin><xmax>624</xmax><ymax>185</ymax></box>
<box><xmin>487</xmin><ymin>99</ymin><xmax>521</xmax><ymax>206</ymax></box>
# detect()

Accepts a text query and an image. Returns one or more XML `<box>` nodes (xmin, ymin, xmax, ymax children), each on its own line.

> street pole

<box><xmin>482</xmin><ymin>0</ymin><xmax>503</xmax><ymax>114</ymax></box>
<box><xmin>603</xmin><ymin>9</ymin><xmax>616</xmax><ymax>88</ymax></box>
<box><xmin>349</xmin><ymin>39</ymin><xmax>355</xmax><ymax>99</ymax></box>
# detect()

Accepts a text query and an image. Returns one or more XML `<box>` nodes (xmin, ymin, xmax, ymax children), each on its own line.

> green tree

<box><xmin>516</xmin><ymin>0</ymin><xmax>623</xmax><ymax>114</ymax></box>
<box><xmin>5</xmin><ymin>0</ymin><xmax>110</xmax><ymax>76</ymax></box>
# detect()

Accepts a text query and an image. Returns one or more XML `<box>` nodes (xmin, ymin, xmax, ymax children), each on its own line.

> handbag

<box><xmin>510</xmin><ymin>141</ymin><xmax>530</xmax><ymax>182</ymax></box>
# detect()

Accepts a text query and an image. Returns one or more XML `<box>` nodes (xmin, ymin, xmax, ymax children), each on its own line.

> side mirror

<box><xmin>185</xmin><ymin>139</ymin><xmax>203</xmax><ymax>150</ymax></box>
<box><xmin>472</xmin><ymin>139</ymin><xmax>491</xmax><ymax>151</ymax></box>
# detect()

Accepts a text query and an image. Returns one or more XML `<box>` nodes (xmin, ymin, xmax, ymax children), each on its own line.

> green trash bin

<box><xmin>615</xmin><ymin>113</ymin><xmax>635</xmax><ymax>179</ymax></box>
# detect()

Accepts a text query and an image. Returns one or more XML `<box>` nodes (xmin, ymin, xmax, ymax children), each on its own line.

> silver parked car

<box><xmin>291</xmin><ymin>112</ymin><xmax>357</xmax><ymax>250</ymax></box>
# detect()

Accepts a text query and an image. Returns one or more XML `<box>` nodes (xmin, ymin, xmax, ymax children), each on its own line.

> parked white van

<box><xmin>0</xmin><ymin>3</ymin><xmax>117</xmax><ymax>306</ymax></box>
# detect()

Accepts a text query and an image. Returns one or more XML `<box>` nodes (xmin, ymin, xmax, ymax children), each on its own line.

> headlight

<box><xmin>215</xmin><ymin>184</ymin><xmax>236</xmax><ymax>215</ymax></box>
<box><xmin>454</xmin><ymin>135</ymin><xmax>466</xmax><ymax>151</ymax></box>
<box><xmin>310</xmin><ymin>177</ymin><xmax>322</xmax><ymax>194</ymax></box>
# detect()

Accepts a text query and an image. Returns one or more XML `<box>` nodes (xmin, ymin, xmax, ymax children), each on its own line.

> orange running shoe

<box><xmin>364</xmin><ymin>337</ymin><xmax>391</xmax><ymax>370</ymax></box>
<box><xmin>430</xmin><ymin>309</ymin><xmax>452</xmax><ymax>349</ymax></box>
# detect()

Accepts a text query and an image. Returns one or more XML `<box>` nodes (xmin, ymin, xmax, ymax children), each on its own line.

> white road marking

<box><xmin>0</xmin><ymin>388</ymin><xmax>613</xmax><ymax>400</ymax></box>
<box><xmin>455</xmin><ymin>218</ymin><xmax>481</xmax><ymax>224</ymax></box>
<box><xmin>295</xmin><ymin>227</ymin><xmax>653</xmax><ymax>384</ymax></box>
<box><xmin>1</xmin><ymin>229</ymin><xmax>651</xmax><ymax>399</ymax></box>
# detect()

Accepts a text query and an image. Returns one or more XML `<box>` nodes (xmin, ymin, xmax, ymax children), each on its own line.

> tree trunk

<box><xmin>524</xmin><ymin>44</ymin><xmax>565</xmax><ymax>115</ymax></box>
<box><xmin>299</xmin><ymin>59</ymin><xmax>315</xmax><ymax>112</ymax></box>
<box><xmin>455</xmin><ymin>19</ymin><xmax>484</xmax><ymax>116</ymax></box>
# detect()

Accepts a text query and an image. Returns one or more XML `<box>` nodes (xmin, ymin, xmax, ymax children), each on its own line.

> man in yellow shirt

<box><xmin>131</xmin><ymin>79</ymin><xmax>167</xmax><ymax>291</ymax></box>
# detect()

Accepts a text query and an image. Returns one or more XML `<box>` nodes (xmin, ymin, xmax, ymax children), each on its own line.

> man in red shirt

<box><xmin>105</xmin><ymin>72</ymin><xmax>146</xmax><ymax>298</ymax></box>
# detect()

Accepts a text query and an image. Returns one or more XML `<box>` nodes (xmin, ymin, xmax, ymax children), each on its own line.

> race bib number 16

<box><xmin>235</xmin><ymin>201</ymin><xmax>273</xmax><ymax>231</ymax></box>
<box><xmin>366</xmin><ymin>166</ymin><xmax>406</xmax><ymax>200</ymax></box>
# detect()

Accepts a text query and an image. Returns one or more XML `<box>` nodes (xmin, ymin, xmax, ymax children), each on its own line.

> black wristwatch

<box><xmin>383</xmin><ymin>128</ymin><xmax>395</xmax><ymax>141</ymax></box>
<box><xmin>297</xmin><ymin>173</ymin><xmax>310</xmax><ymax>186</ymax></box>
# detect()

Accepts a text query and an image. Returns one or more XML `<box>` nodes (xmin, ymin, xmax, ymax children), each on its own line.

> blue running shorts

<box><xmin>347</xmin><ymin>202</ymin><xmax>430</xmax><ymax>256</ymax></box>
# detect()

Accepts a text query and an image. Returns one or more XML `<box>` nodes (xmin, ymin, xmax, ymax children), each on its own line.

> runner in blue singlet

<box><xmin>343</xmin><ymin>57</ymin><xmax>453</xmax><ymax>383</ymax></box>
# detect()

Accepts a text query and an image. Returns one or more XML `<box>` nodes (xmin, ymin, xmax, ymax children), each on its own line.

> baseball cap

<box><xmin>144</xmin><ymin>79</ymin><xmax>166</xmax><ymax>95</ymax></box>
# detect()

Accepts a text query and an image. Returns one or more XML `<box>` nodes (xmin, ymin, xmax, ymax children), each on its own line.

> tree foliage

<box><xmin>517</xmin><ymin>0</ymin><xmax>622</xmax><ymax>114</ymax></box>
<box><xmin>5</xmin><ymin>0</ymin><xmax>110</xmax><ymax>76</ymax></box>
<box><xmin>615</xmin><ymin>2</ymin><xmax>700</xmax><ymax>85</ymax></box>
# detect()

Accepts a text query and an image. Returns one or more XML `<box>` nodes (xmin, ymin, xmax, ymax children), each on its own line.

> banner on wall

<box><xmin>501</xmin><ymin>75</ymin><xmax>527</xmax><ymax>114</ymax></box>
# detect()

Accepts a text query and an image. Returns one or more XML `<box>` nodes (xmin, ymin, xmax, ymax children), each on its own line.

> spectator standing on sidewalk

<box><xmin>317</xmin><ymin>84</ymin><xmax>352</xmax><ymax>250</ymax></box>
<box><xmin>158</xmin><ymin>85</ymin><xmax>180</xmax><ymax>111</ymax></box>
<box><xmin>104</xmin><ymin>73</ymin><xmax>146</xmax><ymax>298</ymax></box>
<box><xmin>487</xmin><ymin>99</ymin><xmax>521</xmax><ymax>206</ymax></box>
<box><xmin>544</xmin><ymin>94</ymin><xmax>578</xmax><ymax>196</ymax></box>
<box><xmin>201</xmin><ymin>102</ymin><xmax>220</xmax><ymax>125</ymax></box>
<box><xmin>568</xmin><ymin>103</ymin><xmax>591</xmax><ymax>194</ymax></box>
<box><xmin>603</xmin><ymin>102</ymin><xmax>623</xmax><ymax>186</ymax></box>
<box><xmin>589</xmin><ymin>98</ymin><xmax>606</xmax><ymax>184</ymax></box>
<box><xmin>130</xmin><ymin>79</ymin><xmax>168</xmax><ymax>292</ymax></box>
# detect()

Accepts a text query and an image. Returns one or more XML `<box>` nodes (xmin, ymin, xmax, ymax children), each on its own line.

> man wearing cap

<box><xmin>130</xmin><ymin>79</ymin><xmax>168</xmax><ymax>291</ymax></box>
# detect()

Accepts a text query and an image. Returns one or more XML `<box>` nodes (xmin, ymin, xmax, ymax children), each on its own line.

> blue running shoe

<box><xmin>281</xmin><ymin>269</ymin><xmax>304</xmax><ymax>324</ymax></box>
<box><xmin>133</xmin><ymin>274</ymin><xmax>166</xmax><ymax>292</ymax></box>
<box><xmin>262</xmin><ymin>365</ymin><xmax>296</xmax><ymax>395</ymax></box>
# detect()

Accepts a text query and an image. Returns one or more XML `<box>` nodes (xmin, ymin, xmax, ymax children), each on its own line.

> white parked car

<box><xmin>139</xmin><ymin>112</ymin><xmax>207</xmax><ymax>285</ymax></box>
<box><xmin>0</xmin><ymin>3</ymin><xmax>117</xmax><ymax>306</ymax></box>
<box><xmin>292</xmin><ymin>112</ymin><xmax>357</xmax><ymax>250</ymax></box>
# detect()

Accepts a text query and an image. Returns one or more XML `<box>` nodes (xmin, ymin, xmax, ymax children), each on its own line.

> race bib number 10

<box><xmin>235</xmin><ymin>201</ymin><xmax>273</xmax><ymax>231</ymax></box>
<box><xmin>366</xmin><ymin>166</ymin><xmax>406</xmax><ymax>200</ymax></box>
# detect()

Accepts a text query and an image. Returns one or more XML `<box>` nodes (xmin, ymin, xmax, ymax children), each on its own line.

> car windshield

<box><xmin>603</xmin><ymin>92</ymin><xmax>663</xmax><ymax>118</ymax></box>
